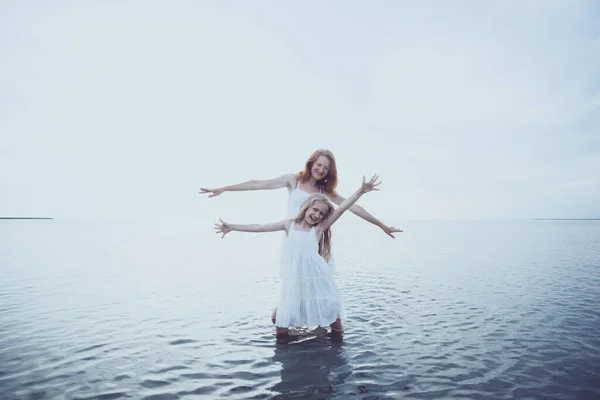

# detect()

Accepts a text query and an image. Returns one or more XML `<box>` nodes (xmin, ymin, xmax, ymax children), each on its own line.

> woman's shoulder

<box><xmin>324</xmin><ymin>190</ymin><xmax>340</xmax><ymax>204</ymax></box>
<box><xmin>283</xmin><ymin>173</ymin><xmax>298</xmax><ymax>189</ymax></box>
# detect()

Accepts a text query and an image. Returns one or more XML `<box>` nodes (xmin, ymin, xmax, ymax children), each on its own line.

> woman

<box><xmin>199</xmin><ymin>149</ymin><xmax>402</xmax><ymax>322</ymax></box>
<box><xmin>199</xmin><ymin>149</ymin><xmax>402</xmax><ymax>238</ymax></box>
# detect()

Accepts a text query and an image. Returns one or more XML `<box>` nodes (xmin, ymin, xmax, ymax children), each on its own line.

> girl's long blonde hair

<box><xmin>295</xmin><ymin>194</ymin><xmax>335</xmax><ymax>262</ymax></box>
<box><xmin>296</xmin><ymin>149</ymin><xmax>338</xmax><ymax>197</ymax></box>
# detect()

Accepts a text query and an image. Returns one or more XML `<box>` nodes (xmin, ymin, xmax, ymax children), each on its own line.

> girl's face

<box><xmin>310</xmin><ymin>156</ymin><xmax>330</xmax><ymax>181</ymax></box>
<box><xmin>304</xmin><ymin>201</ymin><xmax>330</xmax><ymax>226</ymax></box>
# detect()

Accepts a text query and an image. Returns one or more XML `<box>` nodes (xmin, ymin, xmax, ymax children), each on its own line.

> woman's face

<box><xmin>311</xmin><ymin>156</ymin><xmax>330</xmax><ymax>181</ymax></box>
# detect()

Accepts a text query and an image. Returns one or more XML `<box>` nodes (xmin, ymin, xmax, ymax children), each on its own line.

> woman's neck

<box><xmin>305</xmin><ymin>175</ymin><xmax>320</xmax><ymax>188</ymax></box>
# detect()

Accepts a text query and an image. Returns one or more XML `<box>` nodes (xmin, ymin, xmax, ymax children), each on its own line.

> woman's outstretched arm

<box><xmin>200</xmin><ymin>174</ymin><xmax>296</xmax><ymax>198</ymax></box>
<box><xmin>330</xmin><ymin>192</ymin><xmax>403</xmax><ymax>238</ymax></box>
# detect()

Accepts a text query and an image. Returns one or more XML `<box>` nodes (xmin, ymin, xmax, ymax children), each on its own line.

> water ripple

<box><xmin>1</xmin><ymin>220</ymin><xmax>599</xmax><ymax>399</ymax></box>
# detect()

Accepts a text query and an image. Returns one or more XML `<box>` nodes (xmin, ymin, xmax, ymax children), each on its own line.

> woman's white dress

<box><xmin>275</xmin><ymin>222</ymin><xmax>344</xmax><ymax>328</ymax></box>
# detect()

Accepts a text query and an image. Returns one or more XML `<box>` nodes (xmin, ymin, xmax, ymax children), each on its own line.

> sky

<box><xmin>1</xmin><ymin>0</ymin><xmax>599</xmax><ymax>221</ymax></box>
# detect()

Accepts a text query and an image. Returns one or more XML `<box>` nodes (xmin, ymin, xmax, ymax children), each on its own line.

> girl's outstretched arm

<box><xmin>200</xmin><ymin>174</ymin><xmax>296</xmax><ymax>198</ymax></box>
<box><xmin>319</xmin><ymin>175</ymin><xmax>381</xmax><ymax>232</ymax></box>
<box><xmin>215</xmin><ymin>218</ymin><xmax>290</xmax><ymax>238</ymax></box>
<box><xmin>330</xmin><ymin>193</ymin><xmax>403</xmax><ymax>238</ymax></box>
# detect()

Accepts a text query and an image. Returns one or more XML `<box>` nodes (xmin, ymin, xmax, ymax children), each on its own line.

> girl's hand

<box><xmin>361</xmin><ymin>174</ymin><xmax>381</xmax><ymax>193</ymax></box>
<box><xmin>382</xmin><ymin>225</ymin><xmax>403</xmax><ymax>238</ymax></box>
<box><xmin>214</xmin><ymin>218</ymin><xmax>232</xmax><ymax>238</ymax></box>
<box><xmin>200</xmin><ymin>187</ymin><xmax>225</xmax><ymax>198</ymax></box>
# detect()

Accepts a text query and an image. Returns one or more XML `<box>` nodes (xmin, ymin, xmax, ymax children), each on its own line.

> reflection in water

<box><xmin>271</xmin><ymin>334</ymin><xmax>350</xmax><ymax>399</ymax></box>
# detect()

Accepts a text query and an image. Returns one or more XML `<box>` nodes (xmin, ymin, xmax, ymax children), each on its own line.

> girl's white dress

<box><xmin>286</xmin><ymin>181</ymin><xmax>336</xmax><ymax>270</ymax></box>
<box><xmin>275</xmin><ymin>221</ymin><xmax>344</xmax><ymax>328</ymax></box>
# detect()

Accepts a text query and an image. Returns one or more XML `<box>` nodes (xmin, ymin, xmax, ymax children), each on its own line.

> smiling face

<box><xmin>304</xmin><ymin>200</ymin><xmax>330</xmax><ymax>226</ymax></box>
<box><xmin>297</xmin><ymin>150</ymin><xmax>339</xmax><ymax>196</ymax></box>
<box><xmin>310</xmin><ymin>155</ymin><xmax>331</xmax><ymax>181</ymax></box>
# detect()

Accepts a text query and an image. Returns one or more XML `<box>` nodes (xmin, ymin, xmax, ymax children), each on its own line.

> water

<box><xmin>1</xmin><ymin>219</ymin><xmax>599</xmax><ymax>399</ymax></box>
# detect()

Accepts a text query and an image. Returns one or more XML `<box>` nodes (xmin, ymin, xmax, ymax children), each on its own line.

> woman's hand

<box><xmin>200</xmin><ymin>187</ymin><xmax>225</xmax><ymax>198</ymax></box>
<box><xmin>382</xmin><ymin>225</ymin><xmax>403</xmax><ymax>238</ymax></box>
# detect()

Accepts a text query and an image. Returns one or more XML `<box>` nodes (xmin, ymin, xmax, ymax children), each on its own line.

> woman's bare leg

<box><xmin>271</xmin><ymin>307</ymin><xmax>277</xmax><ymax>324</ymax></box>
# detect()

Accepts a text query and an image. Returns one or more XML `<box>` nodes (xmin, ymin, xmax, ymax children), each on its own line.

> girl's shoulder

<box><xmin>283</xmin><ymin>218</ymin><xmax>294</xmax><ymax>234</ymax></box>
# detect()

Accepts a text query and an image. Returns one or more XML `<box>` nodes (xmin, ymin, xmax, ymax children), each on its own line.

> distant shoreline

<box><xmin>534</xmin><ymin>218</ymin><xmax>600</xmax><ymax>221</ymax></box>
<box><xmin>0</xmin><ymin>217</ymin><xmax>54</xmax><ymax>220</ymax></box>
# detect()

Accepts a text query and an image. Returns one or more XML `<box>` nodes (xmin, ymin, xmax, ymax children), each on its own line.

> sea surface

<box><xmin>1</xmin><ymin>219</ymin><xmax>599</xmax><ymax>399</ymax></box>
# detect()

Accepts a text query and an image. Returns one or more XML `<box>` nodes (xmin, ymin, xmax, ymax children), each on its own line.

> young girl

<box><xmin>214</xmin><ymin>174</ymin><xmax>381</xmax><ymax>338</ymax></box>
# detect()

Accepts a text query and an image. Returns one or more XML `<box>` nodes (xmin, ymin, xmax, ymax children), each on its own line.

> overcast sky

<box><xmin>1</xmin><ymin>1</ymin><xmax>599</xmax><ymax>221</ymax></box>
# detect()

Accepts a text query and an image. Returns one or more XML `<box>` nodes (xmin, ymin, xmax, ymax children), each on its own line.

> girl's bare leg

<box><xmin>329</xmin><ymin>318</ymin><xmax>344</xmax><ymax>342</ymax></box>
<box><xmin>275</xmin><ymin>326</ymin><xmax>290</xmax><ymax>344</ymax></box>
<box><xmin>276</xmin><ymin>326</ymin><xmax>288</xmax><ymax>336</ymax></box>
<box><xmin>330</xmin><ymin>318</ymin><xmax>344</xmax><ymax>333</ymax></box>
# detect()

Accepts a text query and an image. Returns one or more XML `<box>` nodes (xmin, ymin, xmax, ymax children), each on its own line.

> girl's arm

<box><xmin>200</xmin><ymin>174</ymin><xmax>296</xmax><ymax>198</ymax></box>
<box><xmin>319</xmin><ymin>175</ymin><xmax>381</xmax><ymax>233</ymax></box>
<box><xmin>215</xmin><ymin>218</ymin><xmax>290</xmax><ymax>238</ymax></box>
<box><xmin>330</xmin><ymin>193</ymin><xmax>403</xmax><ymax>238</ymax></box>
